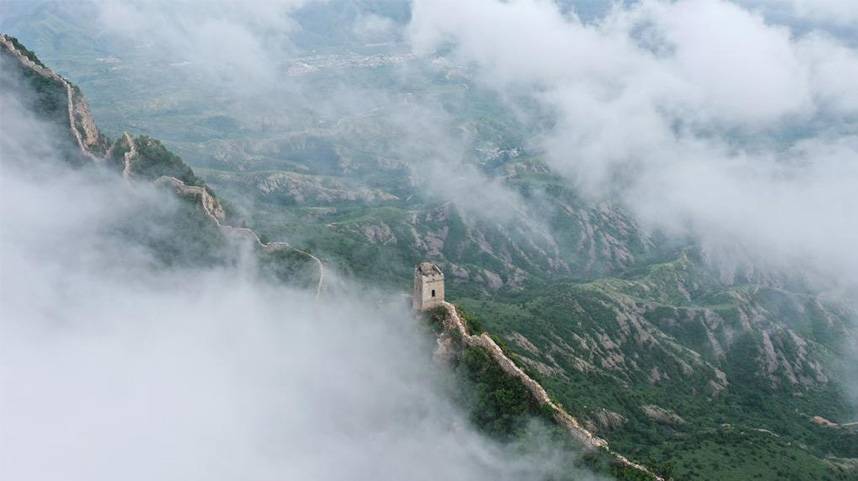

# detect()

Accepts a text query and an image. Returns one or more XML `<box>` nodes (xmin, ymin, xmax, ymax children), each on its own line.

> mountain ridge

<box><xmin>0</xmin><ymin>32</ymin><xmax>324</xmax><ymax>292</ymax></box>
<box><xmin>3</xmin><ymin>27</ymin><xmax>857</xmax><ymax>481</ymax></box>
<box><xmin>1</xmin><ymin>31</ymin><xmax>666</xmax><ymax>480</ymax></box>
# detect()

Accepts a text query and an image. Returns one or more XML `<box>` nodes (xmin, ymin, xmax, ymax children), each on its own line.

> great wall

<box><xmin>1</xmin><ymin>34</ymin><xmax>326</xmax><ymax>299</ymax></box>
<box><xmin>430</xmin><ymin>298</ymin><xmax>665</xmax><ymax>480</ymax></box>
<box><xmin>3</xmin><ymin>33</ymin><xmax>659</xmax><ymax>479</ymax></box>
<box><xmin>155</xmin><ymin>173</ymin><xmax>326</xmax><ymax>299</ymax></box>
<box><xmin>0</xmin><ymin>34</ymin><xmax>103</xmax><ymax>162</ymax></box>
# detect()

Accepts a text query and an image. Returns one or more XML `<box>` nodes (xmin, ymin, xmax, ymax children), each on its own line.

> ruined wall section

<box><xmin>435</xmin><ymin>301</ymin><xmax>664</xmax><ymax>481</ymax></box>
<box><xmin>1</xmin><ymin>33</ymin><xmax>325</xmax><ymax>298</ymax></box>
<box><xmin>413</xmin><ymin>262</ymin><xmax>445</xmax><ymax>310</ymax></box>
<box><xmin>155</xmin><ymin>173</ymin><xmax>325</xmax><ymax>298</ymax></box>
<box><xmin>0</xmin><ymin>34</ymin><xmax>107</xmax><ymax>159</ymax></box>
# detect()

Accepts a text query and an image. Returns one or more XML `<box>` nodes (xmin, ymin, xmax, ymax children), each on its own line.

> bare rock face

<box><xmin>539</xmin><ymin>293</ymin><xmax>731</xmax><ymax>395</ymax></box>
<box><xmin>1</xmin><ymin>34</ymin><xmax>108</xmax><ymax>160</ymax></box>
<box><xmin>509</xmin><ymin>332</ymin><xmax>539</xmax><ymax>354</ymax></box>
<box><xmin>432</xmin><ymin>302</ymin><xmax>607</xmax><ymax>448</ymax></box>
<box><xmin>70</xmin><ymin>88</ymin><xmax>107</xmax><ymax>153</ymax></box>
<box><xmin>155</xmin><ymin>176</ymin><xmax>226</xmax><ymax>224</ymax></box>
<box><xmin>432</xmin><ymin>334</ymin><xmax>457</xmax><ymax>364</ymax></box>
<box><xmin>2</xmin><ymin>34</ymin><xmax>327</xmax><ymax>296</ymax></box>
<box><xmin>811</xmin><ymin>416</ymin><xmax>839</xmax><ymax>428</ymax></box>
<box><xmin>585</xmin><ymin>409</ymin><xmax>628</xmax><ymax>434</ymax></box>
<box><xmin>253</xmin><ymin>171</ymin><xmax>398</xmax><ymax>204</ymax></box>
<box><xmin>641</xmin><ymin>405</ymin><xmax>686</xmax><ymax>426</ymax></box>
<box><xmin>481</xmin><ymin>269</ymin><xmax>504</xmax><ymax>290</ymax></box>
<box><xmin>430</xmin><ymin>302</ymin><xmax>665</xmax><ymax>481</ymax></box>
<box><xmin>360</xmin><ymin>223</ymin><xmax>397</xmax><ymax>245</ymax></box>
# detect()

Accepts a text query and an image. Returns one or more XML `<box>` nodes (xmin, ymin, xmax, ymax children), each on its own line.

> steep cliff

<box><xmin>4</xmin><ymin>28</ymin><xmax>856</xmax><ymax>481</ymax></box>
<box><xmin>0</xmin><ymin>33</ymin><xmax>322</xmax><ymax>291</ymax></box>
<box><xmin>431</xmin><ymin>301</ymin><xmax>665</xmax><ymax>480</ymax></box>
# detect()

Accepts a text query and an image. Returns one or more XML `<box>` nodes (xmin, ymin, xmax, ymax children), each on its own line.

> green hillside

<box><xmin>3</xmin><ymin>2</ymin><xmax>857</xmax><ymax>478</ymax></box>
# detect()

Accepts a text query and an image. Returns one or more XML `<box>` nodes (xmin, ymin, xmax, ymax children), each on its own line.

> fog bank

<box><xmin>0</xmin><ymin>76</ymin><xmax>593</xmax><ymax>481</ymax></box>
<box><xmin>410</xmin><ymin>0</ymin><xmax>858</xmax><ymax>292</ymax></box>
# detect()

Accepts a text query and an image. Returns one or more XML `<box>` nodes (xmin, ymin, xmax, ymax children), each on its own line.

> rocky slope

<box><xmin>0</xmin><ymin>33</ymin><xmax>322</xmax><ymax>291</ymax></box>
<box><xmin>456</xmin><ymin>252</ymin><xmax>858</xmax><ymax>480</ymax></box>
<box><xmin>433</xmin><ymin>301</ymin><xmax>666</xmax><ymax>480</ymax></box>
<box><xmin>5</xmin><ymin>23</ymin><xmax>856</xmax><ymax>480</ymax></box>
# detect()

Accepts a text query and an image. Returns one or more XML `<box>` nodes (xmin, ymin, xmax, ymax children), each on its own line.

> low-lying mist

<box><xmin>410</xmin><ymin>0</ymin><xmax>858</xmax><ymax>295</ymax></box>
<box><xmin>0</xmin><ymin>83</ymin><xmax>602</xmax><ymax>480</ymax></box>
<box><xmin>54</xmin><ymin>0</ymin><xmax>858</xmax><ymax>298</ymax></box>
<box><xmin>2</xmin><ymin>3</ymin><xmax>858</xmax><ymax>479</ymax></box>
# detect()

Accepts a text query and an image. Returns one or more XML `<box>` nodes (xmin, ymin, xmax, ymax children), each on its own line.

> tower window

<box><xmin>431</xmin><ymin>289</ymin><xmax>436</xmax><ymax>297</ymax></box>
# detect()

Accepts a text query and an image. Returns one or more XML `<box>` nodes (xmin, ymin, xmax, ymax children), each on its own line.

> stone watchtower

<box><xmin>413</xmin><ymin>262</ymin><xmax>445</xmax><ymax>310</ymax></box>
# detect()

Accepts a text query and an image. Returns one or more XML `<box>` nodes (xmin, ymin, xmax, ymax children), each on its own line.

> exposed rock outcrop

<box><xmin>1</xmin><ymin>34</ymin><xmax>325</xmax><ymax>298</ymax></box>
<box><xmin>641</xmin><ymin>405</ymin><xmax>686</xmax><ymax>427</ymax></box>
<box><xmin>1</xmin><ymin>33</ymin><xmax>107</xmax><ymax>160</ymax></box>
<box><xmin>585</xmin><ymin>408</ymin><xmax>627</xmax><ymax>434</ymax></box>
<box><xmin>156</xmin><ymin>174</ymin><xmax>325</xmax><ymax>298</ymax></box>
<box><xmin>433</xmin><ymin>302</ymin><xmax>665</xmax><ymax>481</ymax></box>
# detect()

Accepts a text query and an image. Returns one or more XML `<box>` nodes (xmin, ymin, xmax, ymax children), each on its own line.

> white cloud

<box><xmin>797</xmin><ymin>33</ymin><xmax>858</xmax><ymax>115</ymax></box>
<box><xmin>95</xmin><ymin>0</ymin><xmax>314</xmax><ymax>92</ymax></box>
<box><xmin>0</xmin><ymin>65</ymin><xmax>596</xmax><ymax>481</ymax></box>
<box><xmin>742</xmin><ymin>0</ymin><xmax>858</xmax><ymax>25</ymax></box>
<box><xmin>353</xmin><ymin>13</ymin><xmax>400</xmax><ymax>42</ymax></box>
<box><xmin>409</xmin><ymin>0</ymin><xmax>858</xmax><ymax>292</ymax></box>
<box><xmin>86</xmin><ymin>0</ymin><xmax>537</xmax><ymax>227</ymax></box>
<box><xmin>646</xmin><ymin>0</ymin><xmax>812</xmax><ymax>126</ymax></box>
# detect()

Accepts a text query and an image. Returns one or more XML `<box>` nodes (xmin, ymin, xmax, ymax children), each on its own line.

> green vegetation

<box><xmin>1</xmin><ymin>45</ymin><xmax>65</xmax><ymax>117</ymax></box>
<box><xmin>6</xmin><ymin>35</ymin><xmax>46</xmax><ymax>67</ymax></box>
<box><xmin>425</xmin><ymin>306</ymin><xmax>449</xmax><ymax>334</ymax></box>
<box><xmin>107</xmin><ymin>193</ymin><xmax>229</xmax><ymax>268</ymax></box>
<box><xmin>457</xmin><ymin>344</ymin><xmax>547</xmax><ymax>439</ymax></box>
<box><xmin>453</xmin><ymin>258</ymin><xmax>858</xmax><ymax>481</ymax></box>
<box><xmin>446</xmin><ymin>321</ymin><xmax>662</xmax><ymax>481</ymax></box>
<box><xmin>257</xmin><ymin>247</ymin><xmax>320</xmax><ymax>290</ymax></box>
<box><xmin>456</xmin><ymin>306</ymin><xmax>485</xmax><ymax>334</ymax></box>
<box><xmin>131</xmin><ymin>135</ymin><xmax>203</xmax><ymax>186</ymax></box>
<box><xmin>9</xmin><ymin>26</ymin><xmax>855</xmax><ymax>481</ymax></box>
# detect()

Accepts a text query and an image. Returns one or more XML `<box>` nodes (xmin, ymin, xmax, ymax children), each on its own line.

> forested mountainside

<box><xmin>0</xmin><ymin>34</ymin><xmax>321</xmax><ymax>288</ymax></box>
<box><xmin>1</xmin><ymin>31</ymin><xmax>660</xmax><ymax>481</ymax></box>
<box><xmin>3</xmin><ymin>2</ymin><xmax>858</xmax><ymax>478</ymax></box>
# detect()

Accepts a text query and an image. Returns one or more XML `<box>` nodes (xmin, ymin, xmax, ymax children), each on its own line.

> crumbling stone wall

<box><xmin>434</xmin><ymin>301</ymin><xmax>664</xmax><ymax>481</ymax></box>
<box><xmin>413</xmin><ymin>262</ymin><xmax>445</xmax><ymax>310</ymax></box>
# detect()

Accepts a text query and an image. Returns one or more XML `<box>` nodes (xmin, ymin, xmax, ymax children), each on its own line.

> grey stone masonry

<box><xmin>413</xmin><ymin>262</ymin><xmax>444</xmax><ymax>310</ymax></box>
